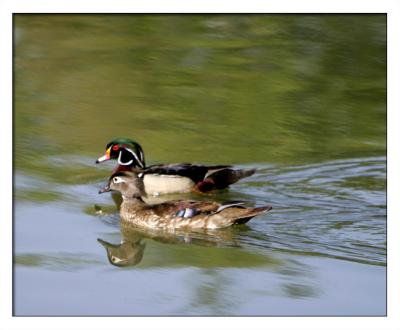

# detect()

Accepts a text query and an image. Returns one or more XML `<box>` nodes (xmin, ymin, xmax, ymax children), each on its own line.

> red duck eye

<box><xmin>112</xmin><ymin>145</ymin><xmax>120</xmax><ymax>151</ymax></box>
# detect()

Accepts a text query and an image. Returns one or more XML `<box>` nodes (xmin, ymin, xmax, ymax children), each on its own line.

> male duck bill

<box><xmin>96</xmin><ymin>138</ymin><xmax>256</xmax><ymax>195</ymax></box>
<box><xmin>99</xmin><ymin>171</ymin><xmax>272</xmax><ymax>230</ymax></box>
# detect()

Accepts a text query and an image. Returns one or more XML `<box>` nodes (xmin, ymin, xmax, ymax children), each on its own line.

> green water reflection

<box><xmin>14</xmin><ymin>14</ymin><xmax>386</xmax><ymax>186</ymax></box>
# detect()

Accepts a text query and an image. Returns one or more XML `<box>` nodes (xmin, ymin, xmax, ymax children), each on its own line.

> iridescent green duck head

<box><xmin>96</xmin><ymin>138</ymin><xmax>145</xmax><ymax>169</ymax></box>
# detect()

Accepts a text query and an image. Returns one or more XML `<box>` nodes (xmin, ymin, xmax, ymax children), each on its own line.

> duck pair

<box><xmin>96</xmin><ymin>138</ymin><xmax>272</xmax><ymax>230</ymax></box>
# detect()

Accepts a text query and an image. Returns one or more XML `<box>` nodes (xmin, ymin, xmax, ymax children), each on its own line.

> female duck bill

<box><xmin>98</xmin><ymin>185</ymin><xmax>111</xmax><ymax>194</ymax></box>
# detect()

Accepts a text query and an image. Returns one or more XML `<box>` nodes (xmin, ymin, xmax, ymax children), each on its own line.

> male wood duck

<box><xmin>98</xmin><ymin>171</ymin><xmax>272</xmax><ymax>230</ymax></box>
<box><xmin>96</xmin><ymin>138</ymin><xmax>255</xmax><ymax>195</ymax></box>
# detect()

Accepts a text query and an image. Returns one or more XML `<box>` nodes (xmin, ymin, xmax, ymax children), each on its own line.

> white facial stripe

<box><xmin>113</xmin><ymin>176</ymin><xmax>125</xmax><ymax>184</ymax></box>
<box><xmin>125</xmin><ymin>147</ymin><xmax>144</xmax><ymax>168</ymax></box>
<box><xmin>118</xmin><ymin>150</ymin><xmax>134</xmax><ymax>166</ymax></box>
<box><xmin>139</xmin><ymin>148</ymin><xmax>144</xmax><ymax>165</ymax></box>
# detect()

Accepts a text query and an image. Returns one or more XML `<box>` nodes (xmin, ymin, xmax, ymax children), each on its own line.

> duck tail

<box><xmin>204</xmin><ymin>168</ymin><xmax>256</xmax><ymax>190</ymax></box>
<box><xmin>232</xmin><ymin>205</ymin><xmax>272</xmax><ymax>225</ymax></box>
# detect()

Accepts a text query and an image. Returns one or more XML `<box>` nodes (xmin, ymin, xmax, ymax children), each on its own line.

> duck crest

<box><xmin>104</xmin><ymin>138</ymin><xmax>145</xmax><ymax>168</ymax></box>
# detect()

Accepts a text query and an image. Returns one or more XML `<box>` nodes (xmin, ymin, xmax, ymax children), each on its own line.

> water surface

<box><xmin>13</xmin><ymin>14</ymin><xmax>386</xmax><ymax>316</ymax></box>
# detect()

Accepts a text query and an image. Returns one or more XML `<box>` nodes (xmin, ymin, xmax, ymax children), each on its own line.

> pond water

<box><xmin>13</xmin><ymin>14</ymin><xmax>386</xmax><ymax>316</ymax></box>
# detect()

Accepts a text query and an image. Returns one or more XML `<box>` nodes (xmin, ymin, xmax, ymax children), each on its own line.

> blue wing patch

<box><xmin>176</xmin><ymin>208</ymin><xmax>200</xmax><ymax>218</ymax></box>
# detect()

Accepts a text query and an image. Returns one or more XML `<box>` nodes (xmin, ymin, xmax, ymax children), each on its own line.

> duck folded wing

<box><xmin>150</xmin><ymin>200</ymin><xmax>221</xmax><ymax>217</ymax></box>
<box><xmin>169</xmin><ymin>200</ymin><xmax>271</xmax><ymax>228</ymax></box>
<box><xmin>204</xmin><ymin>167</ymin><xmax>256</xmax><ymax>189</ymax></box>
<box><xmin>143</xmin><ymin>163</ymin><xmax>231</xmax><ymax>183</ymax></box>
<box><xmin>151</xmin><ymin>200</ymin><xmax>255</xmax><ymax>219</ymax></box>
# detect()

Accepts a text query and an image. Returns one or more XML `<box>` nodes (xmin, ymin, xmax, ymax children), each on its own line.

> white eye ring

<box><xmin>113</xmin><ymin>177</ymin><xmax>125</xmax><ymax>184</ymax></box>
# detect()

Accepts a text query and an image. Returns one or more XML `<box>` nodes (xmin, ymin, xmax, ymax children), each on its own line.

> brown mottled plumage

<box><xmin>99</xmin><ymin>171</ymin><xmax>272</xmax><ymax>230</ymax></box>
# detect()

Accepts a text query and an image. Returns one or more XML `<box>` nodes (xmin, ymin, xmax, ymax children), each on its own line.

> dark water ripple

<box><xmin>15</xmin><ymin>156</ymin><xmax>386</xmax><ymax>267</ymax></box>
<box><xmin>238</xmin><ymin>156</ymin><xmax>386</xmax><ymax>266</ymax></box>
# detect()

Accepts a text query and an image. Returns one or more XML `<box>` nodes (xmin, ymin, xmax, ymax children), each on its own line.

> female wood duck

<box><xmin>98</xmin><ymin>171</ymin><xmax>272</xmax><ymax>230</ymax></box>
<box><xmin>97</xmin><ymin>238</ymin><xmax>145</xmax><ymax>267</ymax></box>
<box><xmin>96</xmin><ymin>138</ymin><xmax>255</xmax><ymax>195</ymax></box>
<box><xmin>97</xmin><ymin>221</ymin><xmax>240</xmax><ymax>267</ymax></box>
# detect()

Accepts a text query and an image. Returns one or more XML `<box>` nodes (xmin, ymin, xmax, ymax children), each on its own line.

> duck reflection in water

<box><xmin>98</xmin><ymin>237</ymin><xmax>145</xmax><ymax>267</ymax></box>
<box><xmin>98</xmin><ymin>222</ymin><xmax>242</xmax><ymax>267</ymax></box>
